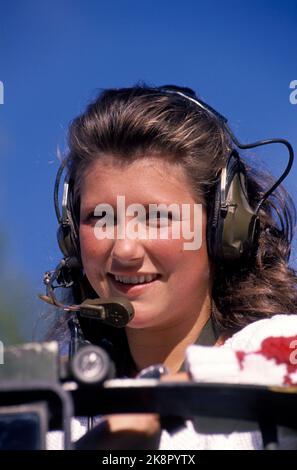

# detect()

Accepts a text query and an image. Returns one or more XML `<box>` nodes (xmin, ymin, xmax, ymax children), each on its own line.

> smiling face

<box><xmin>79</xmin><ymin>155</ymin><xmax>212</xmax><ymax>330</ymax></box>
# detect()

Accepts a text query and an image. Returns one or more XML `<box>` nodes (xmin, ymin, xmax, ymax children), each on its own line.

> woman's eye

<box><xmin>86</xmin><ymin>211</ymin><xmax>117</xmax><ymax>225</ymax></box>
<box><xmin>147</xmin><ymin>211</ymin><xmax>173</xmax><ymax>226</ymax></box>
<box><xmin>87</xmin><ymin>210</ymin><xmax>106</xmax><ymax>220</ymax></box>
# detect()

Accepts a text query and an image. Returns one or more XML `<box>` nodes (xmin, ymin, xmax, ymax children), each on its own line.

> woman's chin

<box><xmin>125</xmin><ymin>318</ymin><xmax>152</xmax><ymax>329</ymax></box>
<box><xmin>125</xmin><ymin>312</ymin><xmax>159</xmax><ymax>330</ymax></box>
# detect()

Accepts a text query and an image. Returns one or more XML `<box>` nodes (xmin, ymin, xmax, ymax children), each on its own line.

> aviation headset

<box><xmin>54</xmin><ymin>85</ymin><xmax>294</xmax><ymax>269</ymax></box>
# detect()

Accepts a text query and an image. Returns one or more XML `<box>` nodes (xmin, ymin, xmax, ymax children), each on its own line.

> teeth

<box><xmin>114</xmin><ymin>274</ymin><xmax>157</xmax><ymax>284</ymax></box>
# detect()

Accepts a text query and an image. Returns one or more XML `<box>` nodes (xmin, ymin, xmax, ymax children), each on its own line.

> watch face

<box><xmin>136</xmin><ymin>364</ymin><xmax>169</xmax><ymax>379</ymax></box>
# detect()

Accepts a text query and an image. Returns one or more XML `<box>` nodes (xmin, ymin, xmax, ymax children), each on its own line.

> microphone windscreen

<box><xmin>80</xmin><ymin>297</ymin><xmax>134</xmax><ymax>328</ymax></box>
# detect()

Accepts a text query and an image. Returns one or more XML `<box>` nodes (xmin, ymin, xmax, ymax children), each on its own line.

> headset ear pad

<box><xmin>56</xmin><ymin>176</ymin><xmax>82</xmax><ymax>266</ymax></box>
<box><xmin>57</xmin><ymin>222</ymin><xmax>80</xmax><ymax>261</ymax></box>
<box><xmin>207</xmin><ymin>151</ymin><xmax>260</xmax><ymax>262</ymax></box>
<box><xmin>207</xmin><ymin>179</ymin><xmax>222</xmax><ymax>260</ymax></box>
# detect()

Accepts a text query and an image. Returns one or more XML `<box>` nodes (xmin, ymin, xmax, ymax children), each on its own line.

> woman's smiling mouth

<box><xmin>107</xmin><ymin>272</ymin><xmax>161</xmax><ymax>295</ymax></box>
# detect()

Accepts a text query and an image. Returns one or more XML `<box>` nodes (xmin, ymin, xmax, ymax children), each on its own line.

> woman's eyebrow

<box><xmin>80</xmin><ymin>202</ymin><xmax>116</xmax><ymax>213</ymax></box>
<box><xmin>81</xmin><ymin>200</ymin><xmax>197</xmax><ymax>211</ymax></box>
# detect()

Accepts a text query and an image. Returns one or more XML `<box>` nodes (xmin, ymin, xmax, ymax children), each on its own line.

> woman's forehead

<box><xmin>80</xmin><ymin>156</ymin><xmax>194</xmax><ymax>197</ymax></box>
<box><xmin>82</xmin><ymin>154</ymin><xmax>182</xmax><ymax>175</ymax></box>
<box><xmin>78</xmin><ymin>158</ymin><xmax>205</xmax><ymax>212</ymax></box>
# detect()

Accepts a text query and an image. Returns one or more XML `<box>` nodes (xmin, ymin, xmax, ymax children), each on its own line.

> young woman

<box><xmin>44</xmin><ymin>84</ymin><xmax>297</xmax><ymax>450</ymax></box>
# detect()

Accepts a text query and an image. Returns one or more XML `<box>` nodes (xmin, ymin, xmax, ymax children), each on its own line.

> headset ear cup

<box><xmin>57</xmin><ymin>222</ymin><xmax>81</xmax><ymax>267</ymax></box>
<box><xmin>57</xmin><ymin>224</ymin><xmax>72</xmax><ymax>259</ymax></box>
<box><xmin>208</xmin><ymin>151</ymin><xmax>259</xmax><ymax>262</ymax></box>
<box><xmin>56</xmin><ymin>172</ymin><xmax>82</xmax><ymax>267</ymax></box>
<box><xmin>248</xmin><ymin>214</ymin><xmax>260</xmax><ymax>257</ymax></box>
<box><xmin>207</xmin><ymin>182</ymin><xmax>222</xmax><ymax>259</ymax></box>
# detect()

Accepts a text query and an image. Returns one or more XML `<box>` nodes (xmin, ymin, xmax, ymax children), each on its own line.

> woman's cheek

<box><xmin>80</xmin><ymin>226</ymin><xmax>107</xmax><ymax>262</ymax></box>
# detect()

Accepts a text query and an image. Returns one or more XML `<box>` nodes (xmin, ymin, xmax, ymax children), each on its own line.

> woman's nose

<box><xmin>110</xmin><ymin>236</ymin><xmax>145</xmax><ymax>265</ymax></box>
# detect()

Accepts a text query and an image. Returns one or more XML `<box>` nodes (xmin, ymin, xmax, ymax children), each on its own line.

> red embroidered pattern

<box><xmin>235</xmin><ymin>336</ymin><xmax>297</xmax><ymax>385</ymax></box>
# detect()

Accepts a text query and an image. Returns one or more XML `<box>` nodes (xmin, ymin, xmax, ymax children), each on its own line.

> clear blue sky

<box><xmin>0</xmin><ymin>0</ymin><xmax>296</xmax><ymax>341</ymax></box>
